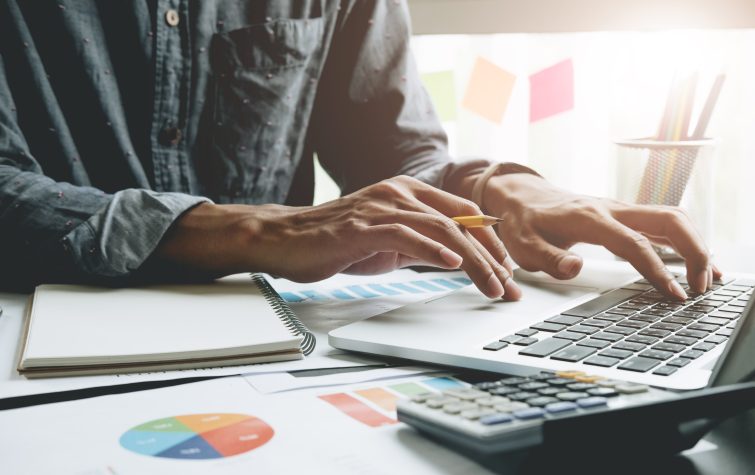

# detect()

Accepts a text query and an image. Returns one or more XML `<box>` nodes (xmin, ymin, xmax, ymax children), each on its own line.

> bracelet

<box><xmin>471</xmin><ymin>162</ymin><xmax>540</xmax><ymax>213</ymax></box>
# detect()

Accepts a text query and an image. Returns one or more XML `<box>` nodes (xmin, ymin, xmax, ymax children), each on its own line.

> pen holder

<box><xmin>615</xmin><ymin>138</ymin><xmax>716</xmax><ymax>260</ymax></box>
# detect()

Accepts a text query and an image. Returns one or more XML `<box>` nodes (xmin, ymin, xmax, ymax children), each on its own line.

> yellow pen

<box><xmin>451</xmin><ymin>215</ymin><xmax>502</xmax><ymax>228</ymax></box>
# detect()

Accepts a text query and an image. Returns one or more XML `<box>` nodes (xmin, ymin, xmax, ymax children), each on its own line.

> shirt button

<box><xmin>165</xmin><ymin>9</ymin><xmax>180</xmax><ymax>27</ymax></box>
<box><xmin>159</xmin><ymin>127</ymin><xmax>183</xmax><ymax>146</ymax></box>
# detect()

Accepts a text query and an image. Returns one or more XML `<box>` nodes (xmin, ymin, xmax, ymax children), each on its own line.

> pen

<box><xmin>452</xmin><ymin>215</ymin><xmax>502</xmax><ymax>228</ymax></box>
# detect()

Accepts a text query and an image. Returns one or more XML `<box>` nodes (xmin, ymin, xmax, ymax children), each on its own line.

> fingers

<box><xmin>364</xmin><ymin>224</ymin><xmax>463</xmax><ymax>270</ymax></box>
<box><xmin>581</xmin><ymin>216</ymin><xmax>688</xmax><ymax>300</ymax></box>
<box><xmin>383</xmin><ymin>210</ymin><xmax>510</xmax><ymax>299</ymax></box>
<box><xmin>507</xmin><ymin>232</ymin><xmax>584</xmax><ymax>281</ymax></box>
<box><xmin>613</xmin><ymin>206</ymin><xmax>714</xmax><ymax>294</ymax></box>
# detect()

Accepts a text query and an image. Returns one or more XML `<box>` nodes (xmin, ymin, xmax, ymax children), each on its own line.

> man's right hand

<box><xmin>155</xmin><ymin>176</ymin><xmax>521</xmax><ymax>300</ymax></box>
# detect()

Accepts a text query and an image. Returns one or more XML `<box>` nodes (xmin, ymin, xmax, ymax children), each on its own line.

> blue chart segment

<box><xmin>280</xmin><ymin>276</ymin><xmax>472</xmax><ymax>303</ymax></box>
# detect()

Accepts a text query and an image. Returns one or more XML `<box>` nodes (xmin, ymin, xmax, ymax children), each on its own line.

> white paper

<box><xmin>0</xmin><ymin>270</ymin><xmax>467</xmax><ymax>398</ymax></box>
<box><xmin>0</xmin><ymin>375</ymin><xmax>491</xmax><ymax>475</ymax></box>
<box><xmin>244</xmin><ymin>366</ymin><xmax>442</xmax><ymax>394</ymax></box>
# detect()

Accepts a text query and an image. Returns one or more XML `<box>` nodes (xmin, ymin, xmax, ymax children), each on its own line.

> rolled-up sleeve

<box><xmin>0</xmin><ymin>54</ymin><xmax>208</xmax><ymax>289</ymax></box>
<box><xmin>311</xmin><ymin>0</ymin><xmax>490</xmax><ymax>194</ymax></box>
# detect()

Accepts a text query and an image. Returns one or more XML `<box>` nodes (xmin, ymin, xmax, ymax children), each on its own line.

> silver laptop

<box><xmin>330</xmin><ymin>259</ymin><xmax>754</xmax><ymax>390</ymax></box>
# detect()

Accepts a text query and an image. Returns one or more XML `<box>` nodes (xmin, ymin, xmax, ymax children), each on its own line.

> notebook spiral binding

<box><xmin>252</xmin><ymin>274</ymin><xmax>316</xmax><ymax>355</ymax></box>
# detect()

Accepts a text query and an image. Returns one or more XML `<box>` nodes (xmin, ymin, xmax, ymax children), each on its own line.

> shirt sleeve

<box><xmin>311</xmin><ymin>0</ymin><xmax>489</xmax><ymax>194</ymax></box>
<box><xmin>0</xmin><ymin>54</ymin><xmax>209</xmax><ymax>289</ymax></box>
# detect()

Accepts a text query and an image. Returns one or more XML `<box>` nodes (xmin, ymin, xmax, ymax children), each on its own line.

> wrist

<box><xmin>484</xmin><ymin>173</ymin><xmax>546</xmax><ymax>218</ymax></box>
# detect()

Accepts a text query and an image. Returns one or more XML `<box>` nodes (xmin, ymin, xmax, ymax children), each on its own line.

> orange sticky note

<box><xmin>461</xmin><ymin>57</ymin><xmax>516</xmax><ymax>123</ymax></box>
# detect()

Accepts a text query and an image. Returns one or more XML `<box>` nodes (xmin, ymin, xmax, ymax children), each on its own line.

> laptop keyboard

<box><xmin>483</xmin><ymin>277</ymin><xmax>754</xmax><ymax>376</ymax></box>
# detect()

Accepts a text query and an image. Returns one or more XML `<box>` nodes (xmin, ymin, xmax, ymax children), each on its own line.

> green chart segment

<box><xmin>120</xmin><ymin>413</ymin><xmax>273</xmax><ymax>460</ymax></box>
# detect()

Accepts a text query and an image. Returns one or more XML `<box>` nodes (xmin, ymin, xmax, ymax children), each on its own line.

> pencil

<box><xmin>452</xmin><ymin>215</ymin><xmax>502</xmax><ymax>228</ymax></box>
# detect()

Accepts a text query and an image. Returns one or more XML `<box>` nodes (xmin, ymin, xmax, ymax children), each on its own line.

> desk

<box><xmin>2</xmin><ymin>247</ymin><xmax>755</xmax><ymax>474</ymax></box>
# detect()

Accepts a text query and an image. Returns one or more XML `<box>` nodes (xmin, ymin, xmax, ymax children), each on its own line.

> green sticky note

<box><xmin>421</xmin><ymin>71</ymin><xmax>457</xmax><ymax>122</ymax></box>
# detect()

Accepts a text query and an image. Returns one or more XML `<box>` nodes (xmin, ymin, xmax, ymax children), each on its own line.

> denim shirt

<box><xmin>0</xmin><ymin>0</ymin><xmax>486</xmax><ymax>290</ymax></box>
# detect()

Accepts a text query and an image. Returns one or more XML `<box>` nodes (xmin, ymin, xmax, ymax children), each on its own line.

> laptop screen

<box><xmin>709</xmin><ymin>285</ymin><xmax>755</xmax><ymax>387</ymax></box>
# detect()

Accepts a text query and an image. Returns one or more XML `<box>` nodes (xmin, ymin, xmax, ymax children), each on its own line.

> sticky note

<box><xmin>529</xmin><ymin>59</ymin><xmax>574</xmax><ymax>122</ymax></box>
<box><xmin>421</xmin><ymin>71</ymin><xmax>457</xmax><ymax>122</ymax></box>
<box><xmin>461</xmin><ymin>57</ymin><xmax>516</xmax><ymax>123</ymax></box>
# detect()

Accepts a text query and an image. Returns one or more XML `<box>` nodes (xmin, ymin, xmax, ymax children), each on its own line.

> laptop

<box><xmin>329</xmin><ymin>259</ymin><xmax>754</xmax><ymax>390</ymax></box>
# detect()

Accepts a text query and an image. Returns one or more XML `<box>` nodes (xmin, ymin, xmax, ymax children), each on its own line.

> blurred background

<box><xmin>314</xmin><ymin>0</ymin><xmax>755</xmax><ymax>255</ymax></box>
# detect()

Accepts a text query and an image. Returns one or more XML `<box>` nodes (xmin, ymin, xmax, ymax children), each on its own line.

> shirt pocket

<box><xmin>208</xmin><ymin>18</ymin><xmax>324</xmax><ymax>202</ymax></box>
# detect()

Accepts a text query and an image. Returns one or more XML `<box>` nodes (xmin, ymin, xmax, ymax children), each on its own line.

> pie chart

<box><xmin>120</xmin><ymin>413</ymin><xmax>274</xmax><ymax>460</ymax></box>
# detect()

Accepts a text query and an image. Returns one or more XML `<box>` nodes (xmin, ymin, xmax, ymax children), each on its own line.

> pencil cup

<box><xmin>615</xmin><ymin>138</ymin><xmax>716</xmax><ymax>260</ymax></box>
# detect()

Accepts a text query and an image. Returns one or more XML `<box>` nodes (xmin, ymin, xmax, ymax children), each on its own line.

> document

<box><xmin>0</xmin><ymin>375</ymin><xmax>492</xmax><ymax>475</ymax></box>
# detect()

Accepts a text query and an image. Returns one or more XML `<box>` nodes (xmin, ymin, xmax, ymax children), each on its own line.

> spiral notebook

<box><xmin>17</xmin><ymin>274</ymin><xmax>314</xmax><ymax>378</ymax></box>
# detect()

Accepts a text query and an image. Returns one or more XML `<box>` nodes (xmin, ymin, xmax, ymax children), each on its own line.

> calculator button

<box><xmin>479</xmin><ymin>413</ymin><xmax>514</xmax><ymax>425</ymax></box>
<box><xmin>586</xmin><ymin>387</ymin><xmax>618</xmax><ymax>397</ymax></box>
<box><xmin>493</xmin><ymin>402</ymin><xmax>529</xmax><ymax>413</ymax></box>
<box><xmin>518</xmin><ymin>382</ymin><xmax>549</xmax><ymax>391</ymax></box>
<box><xmin>546</xmin><ymin>378</ymin><xmax>573</xmax><ymax>386</ymax></box>
<box><xmin>524</xmin><ymin>396</ymin><xmax>559</xmax><ymax>407</ymax></box>
<box><xmin>537</xmin><ymin>387</ymin><xmax>562</xmax><ymax>396</ymax></box>
<box><xmin>426</xmin><ymin>397</ymin><xmax>458</xmax><ymax>408</ymax></box>
<box><xmin>577</xmin><ymin>397</ymin><xmax>608</xmax><ymax>409</ymax></box>
<box><xmin>499</xmin><ymin>377</ymin><xmax>529</xmax><ymax>385</ymax></box>
<box><xmin>556</xmin><ymin>391</ymin><xmax>589</xmax><ymax>401</ymax></box>
<box><xmin>411</xmin><ymin>392</ymin><xmax>435</xmax><ymax>403</ymax></box>
<box><xmin>596</xmin><ymin>379</ymin><xmax>624</xmax><ymax>388</ymax></box>
<box><xmin>566</xmin><ymin>383</ymin><xmax>597</xmax><ymax>391</ymax></box>
<box><xmin>513</xmin><ymin>407</ymin><xmax>546</xmax><ymax>420</ymax></box>
<box><xmin>615</xmin><ymin>383</ymin><xmax>649</xmax><ymax>394</ymax></box>
<box><xmin>461</xmin><ymin>408</ymin><xmax>496</xmax><ymax>420</ymax></box>
<box><xmin>545</xmin><ymin>401</ymin><xmax>578</xmax><ymax>414</ymax></box>
<box><xmin>444</xmin><ymin>389</ymin><xmax>488</xmax><ymax>401</ymax></box>
<box><xmin>489</xmin><ymin>387</ymin><xmax>518</xmax><ymax>396</ymax></box>
<box><xmin>555</xmin><ymin>370</ymin><xmax>585</xmax><ymax>378</ymax></box>
<box><xmin>475</xmin><ymin>396</ymin><xmax>510</xmax><ymax>407</ymax></box>
<box><xmin>509</xmin><ymin>391</ymin><xmax>539</xmax><ymax>401</ymax></box>
<box><xmin>574</xmin><ymin>374</ymin><xmax>604</xmax><ymax>383</ymax></box>
<box><xmin>443</xmin><ymin>402</ymin><xmax>477</xmax><ymax>414</ymax></box>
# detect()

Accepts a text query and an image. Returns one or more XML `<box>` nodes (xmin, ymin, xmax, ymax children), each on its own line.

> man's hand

<box><xmin>156</xmin><ymin>176</ymin><xmax>521</xmax><ymax>299</ymax></box>
<box><xmin>482</xmin><ymin>173</ymin><xmax>721</xmax><ymax>300</ymax></box>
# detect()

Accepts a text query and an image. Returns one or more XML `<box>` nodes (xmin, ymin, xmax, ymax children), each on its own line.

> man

<box><xmin>0</xmin><ymin>0</ymin><xmax>719</xmax><ymax>298</ymax></box>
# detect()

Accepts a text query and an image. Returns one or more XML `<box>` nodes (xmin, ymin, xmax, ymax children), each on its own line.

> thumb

<box><xmin>512</xmin><ymin>236</ymin><xmax>583</xmax><ymax>280</ymax></box>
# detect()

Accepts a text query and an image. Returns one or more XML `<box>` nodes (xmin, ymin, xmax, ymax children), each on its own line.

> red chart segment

<box><xmin>120</xmin><ymin>413</ymin><xmax>274</xmax><ymax>460</ymax></box>
<box><xmin>319</xmin><ymin>393</ymin><xmax>398</xmax><ymax>428</ymax></box>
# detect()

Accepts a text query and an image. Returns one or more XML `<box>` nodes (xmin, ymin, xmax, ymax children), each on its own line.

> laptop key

<box><xmin>514</xmin><ymin>337</ymin><xmax>538</xmax><ymax>346</ymax></box>
<box><xmin>677</xmin><ymin>329</ymin><xmax>709</xmax><ymax>339</ymax></box>
<box><xmin>693</xmin><ymin>342</ymin><xmax>716</xmax><ymax>352</ymax></box>
<box><xmin>550</xmin><ymin>345</ymin><xmax>597</xmax><ymax>362</ymax></box>
<box><xmin>653</xmin><ymin>366</ymin><xmax>678</xmax><ymax>376</ymax></box>
<box><xmin>584</xmin><ymin>355</ymin><xmax>620</xmax><ymax>367</ymax></box>
<box><xmin>630</xmin><ymin>314</ymin><xmax>661</xmax><ymax>323</ymax></box>
<box><xmin>569</xmin><ymin>325</ymin><xmax>599</xmax><ymax>335</ymax></box>
<box><xmin>653</xmin><ymin>342</ymin><xmax>686</xmax><ymax>353</ymax></box>
<box><xmin>666</xmin><ymin>335</ymin><xmax>698</xmax><ymax>346</ymax></box>
<box><xmin>667</xmin><ymin>357</ymin><xmax>691</xmax><ymax>367</ymax></box>
<box><xmin>500</xmin><ymin>335</ymin><xmax>522</xmax><ymax>344</ymax></box>
<box><xmin>594</xmin><ymin>313</ymin><xmax>625</xmax><ymax>322</ymax></box>
<box><xmin>545</xmin><ymin>315</ymin><xmax>583</xmax><ymax>326</ymax></box>
<box><xmin>604</xmin><ymin>308</ymin><xmax>636</xmax><ymax>316</ymax></box>
<box><xmin>626</xmin><ymin>335</ymin><xmax>659</xmax><ymax>345</ymax></box>
<box><xmin>676</xmin><ymin>310</ymin><xmax>704</xmax><ymax>319</ymax></box>
<box><xmin>705</xmin><ymin>335</ymin><xmax>727</xmax><ymax>344</ymax></box>
<box><xmin>516</xmin><ymin>328</ymin><xmax>538</xmax><ymax>337</ymax></box>
<box><xmin>681</xmin><ymin>349</ymin><xmax>704</xmax><ymax>359</ymax></box>
<box><xmin>483</xmin><ymin>341</ymin><xmax>508</xmax><ymax>351</ymax></box>
<box><xmin>518</xmin><ymin>338</ymin><xmax>571</xmax><ymax>357</ymax></box>
<box><xmin>709</xmin><ymin>311</ymin><xmax>738</xmax><ymax>320</ymax></box>
<box><xmin>591</xmin><ymin>332</ymin><xmax>622</xmax><ymax>342</ymax></box>
<box><xmin>561</xmin><ymin>289</ymin><xmax>641</xmax><ymax>318</ymax></box>
<box><xmin>717</xmin><ymin>328</ymin><xmax>734</xmax><ymax>337</ymax></box>
<box><xmin>699</xmin><ymin>316</ymin><xmax>729</xmax><ymax>326</ymax></box>
<box><xmin>553</xmin><ymin>331</ymin><xmax>585</xmax><ymax>341</ymax></box>
<box><xmin>600</xmin><ymin>348</ymin><xmax>633</xmax><ymax>359</ymax></box>
<box><xmin>618</xmin><ymin>356</ymin><xmax>660</xmax><ymax>372</ymax></box>
<box><xmin>604</xmin><ymin>326</ymin><xmax>635</xmax><ymax>336</ymax></box>
<box><xmin>581</xmin><ymin>319</ymin><xmax>611</xmax><ymax>328</ymax></box>
<box><xmin>639</xmin><ymin>328</ymin><xmax>671</xmax><ymax>338</ymax></box>
<box><xmin>641</xmin><ymin>309</ymin><xmax>671</xmax><ymax>317</ymax></box>
<box><xmin>613</xmin><ymin>341</ymin><xmax>646</xmax><ymax>352</ymax></box>
<box><xmin>688</xmin><ymin>323</ymin><xmax>718</xmax><ymax>333</ymax></box>
<box><xmin>577</xmin><ymin>338</ymin><xmax>610</xmax><ymax>349</ymax></box>
<box><xmin>530</xmin><ymin>322</ymin><xmax>566</xmax><ymax>333</ymax></box>
<box><xmin>617</xmin><ymin>320</ymin><xmax>648</xmax><ymax>329</ymax></box>
<box><xmin>662</xmin><ymin>316</ymin><xmax>694</xmax><ymax>325</ymax></box>
<box><xmin>639</xmin><ymin>349</ymin><xmax>674</xmax><ymax>360</ymax></box>
<box><xmin>651</xmin><ymin>322</ymin><xmax>683</xmax><ymax>332</ymax></box>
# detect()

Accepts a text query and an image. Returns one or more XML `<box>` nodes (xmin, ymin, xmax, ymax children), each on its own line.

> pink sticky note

<box><xmin>529</xmin><ymin>59</ymin><xmax>574</xmax><ymax>122</ymax></box>
<box><xmin>461</xmin><ymin>57</ymin><xmax>516</xmax><ymax>124</ymax></box>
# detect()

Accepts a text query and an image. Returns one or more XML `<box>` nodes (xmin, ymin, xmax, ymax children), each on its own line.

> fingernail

<box><xmin>487</xmin><ymin>273</ymin><xmax>505</xmax><ymax>298</ymax></box>
<box><xmin>504</xmin><ymin>256</ymin><xmax>516</xmax><ymax>270</ymax></box>
<box><xmin>504</xmin><ymin>277</ymin><xmax>523</xmax><ymax>300</ymax></box>
<box><xmin>695</xmin><ymin>268</ymin><xmax>709</xmax><ymax>293</ymax></box>
<box><xmin>668</xmin><ymin>279</ymin><xmax>688</xmax><ymax>300</ymax></box>
<box><xmin>557</xmin><ymin>255</ymin><xmax>582</xmax><ymax>278</ymax></box>
<box><xmin>439</xmin><ymin>248</ymin><xmax>463</xmax><ymax>267</ymax></box>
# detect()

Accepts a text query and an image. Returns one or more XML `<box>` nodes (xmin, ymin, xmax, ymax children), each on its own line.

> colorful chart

<box><xmin>318</xmin><ymin>377</ymin><xmax>465</xmax><ymax>428</ymax></box>
<box><xmin>120</xmin><ymin>413</ymin><xmax>273</xmax><ymax>460</ymax></box>
<box><xmin>278</xmin><ymin>277</ymin><xmax>472</xmax><ymax>304</ymax></box>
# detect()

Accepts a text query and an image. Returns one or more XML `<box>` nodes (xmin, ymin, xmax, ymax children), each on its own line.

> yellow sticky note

<box><xmin>421</xmin><ymin>71</ymin><xmax>457</xmax><ymax>122</ymax></box>
<box><xmin>462</xmin><ymin>57</ymin><xmax>516</xmax><ymax>123</ymax></box>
